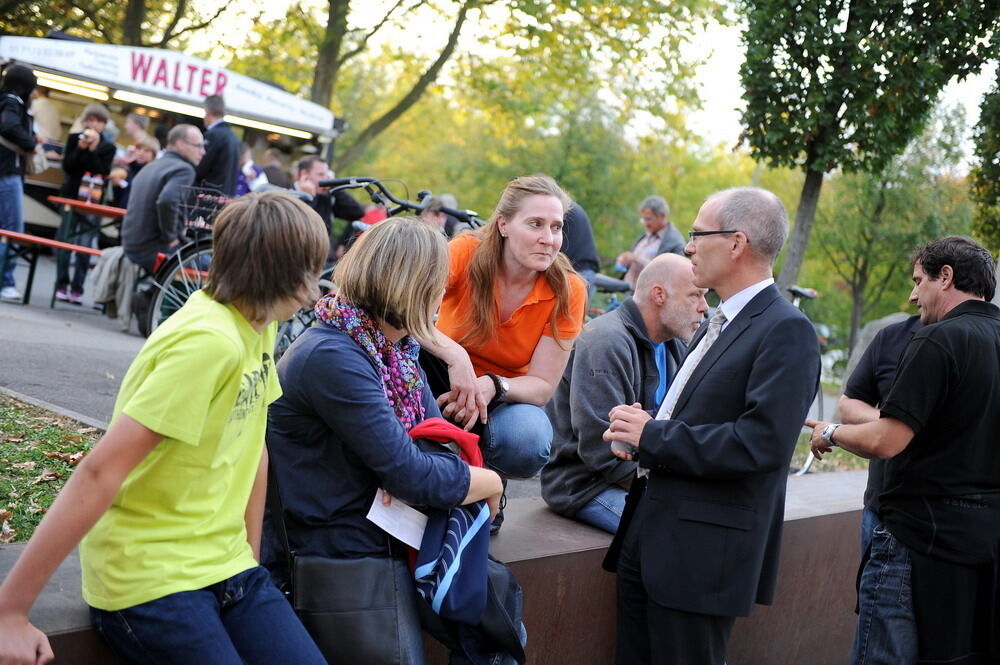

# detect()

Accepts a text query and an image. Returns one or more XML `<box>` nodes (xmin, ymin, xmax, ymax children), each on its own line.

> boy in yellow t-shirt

<box><xmin>0</xmin><ymin>192</ymin><xmax>330</xmax><ymax>665</ymax></box>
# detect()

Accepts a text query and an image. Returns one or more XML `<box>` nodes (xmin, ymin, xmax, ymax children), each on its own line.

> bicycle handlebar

<box><xmin>318</xmin><ymin>176</ymin><xmax>481</xmax><ymax>227</ymax></box>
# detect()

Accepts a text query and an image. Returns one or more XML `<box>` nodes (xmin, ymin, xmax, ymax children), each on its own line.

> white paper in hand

<box><xmin>366</xmin><ymin>488</ymin><xmax>428</xmax><ymax>549</ymax></box>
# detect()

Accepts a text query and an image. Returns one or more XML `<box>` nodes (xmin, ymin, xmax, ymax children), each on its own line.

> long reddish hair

<box><xmin>458</xmin><ymin>174</ymin><xmax>577</xmax><ymax>348</ymax></box>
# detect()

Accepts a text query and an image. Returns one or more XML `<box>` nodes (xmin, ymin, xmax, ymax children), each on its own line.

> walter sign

<box><xmin>0</xmin><ymin>36</ymin><xmax>334</xmax><ymax>136</ymax></box>
<box><xmin>130</xmin><ymin>51</ymin><xmax>228</xmax><ymax>98</ymax></box>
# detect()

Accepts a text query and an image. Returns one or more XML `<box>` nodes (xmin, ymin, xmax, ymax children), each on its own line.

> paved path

<box><xmin>1</xmin><ymin>255</ymin><xmax>143</xmax><ymax>425</ymax></box>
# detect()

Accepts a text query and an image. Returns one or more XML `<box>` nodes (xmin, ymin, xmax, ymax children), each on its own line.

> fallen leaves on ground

<box><xmin>0</xmin><ymin>521</ymin><xmax>16</xmax><ymax>543</ymax></box>
<box><xmin>43</xmin><ymin>450</ymin><xmax>87</xmax><ymax>466</ymax></box>
<box><xmin>30</xmin><ymin>469</ymin><xmax>62</xmax><ymax>485</ymax></box>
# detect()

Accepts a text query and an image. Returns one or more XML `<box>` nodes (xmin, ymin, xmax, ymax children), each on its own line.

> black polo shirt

<box><xmin>843</xmin><ymin>315</ymin><xmax>922</xmax><ymax>512</ymax></box>
<box><xmin>878</xmin><ymin>300</ymin><xmax>1000</xmax><ymax>564</ymax></box>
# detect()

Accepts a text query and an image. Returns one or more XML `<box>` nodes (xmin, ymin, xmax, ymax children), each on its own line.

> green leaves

<box><xmin>970</xmin><ymin>65</ymin><xmax>1000</xmax><ymax>254</ymax></box>
<box><xmin>739</xmin><ymin>0</ymin><xmax>1000</xmax><ymax>174</ymax></box>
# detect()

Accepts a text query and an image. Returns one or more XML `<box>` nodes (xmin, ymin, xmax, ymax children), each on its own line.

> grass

<box><xmin>0</xmin><ymin>393</ymin><xmax>100</xmax><ymax>543</ymax></box>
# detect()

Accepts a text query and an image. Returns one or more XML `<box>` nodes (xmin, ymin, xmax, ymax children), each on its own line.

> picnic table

<box><xmin>46</xmin><ymin>196</ymin><xmax>127</xmax><ymax>307</ymax></box>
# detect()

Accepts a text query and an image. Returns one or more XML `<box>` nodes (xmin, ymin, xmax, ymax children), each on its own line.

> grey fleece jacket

<box><xmin>121</xmin><ymin>150</ymin><xmax>196</xmax><ymax>256</ymax></box>
<box><xmin>541</xmin><ymin>298</ymin><xmax>684</xmax><ymax>516</ymax></box>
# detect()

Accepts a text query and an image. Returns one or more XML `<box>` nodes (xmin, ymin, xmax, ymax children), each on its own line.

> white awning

<box><xmin>0</xmin><ymin>36</ymin><xmax>336</xmax><ymax>139</ymax></box>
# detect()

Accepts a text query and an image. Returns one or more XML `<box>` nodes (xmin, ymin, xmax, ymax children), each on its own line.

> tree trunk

<box><xmin>848</xmin><ymin>277</ymin><xmax>866</xmax><ymax>354</ymax></box>
<box><xmin>331</xmin><ymin>1</ymin><xmax>473</xmax><ymax>171</ymax></box>
<box><xmin>311</xmin><ymin>0</ymin><xmax>350</xmax><ymax>107</ymax></box>
<box><xmin>122</xmin><ymin>0</ymin><xmax>145</xmax><ymax>46</ymax></box>
<box><xmin>777</xmin><ymin>168</ymin><xmax>825</xmax><ymax>297</ymax></box>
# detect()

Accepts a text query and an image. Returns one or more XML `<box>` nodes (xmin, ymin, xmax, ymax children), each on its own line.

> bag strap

<box><xmin>264</xmin><ymin>442</ymin><xmax>295</xmax><ymax>580</ymax></box>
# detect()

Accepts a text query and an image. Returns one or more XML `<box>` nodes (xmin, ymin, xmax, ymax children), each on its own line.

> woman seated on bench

<box><xmin>262</xmin><ymin>217</ymin><xmax>503</xmax><ymax>665</ymax></box>
<box><xmin>425</xmin><ymin>174</ymin><xmax>587</xmax><ymax>532</ymax></box>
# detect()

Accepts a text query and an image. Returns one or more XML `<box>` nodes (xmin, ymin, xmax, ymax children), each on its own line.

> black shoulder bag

<box><xmin>265</xmin><ymin>454</ymin><xmax>404</xmax><ymax>665</ymax></box>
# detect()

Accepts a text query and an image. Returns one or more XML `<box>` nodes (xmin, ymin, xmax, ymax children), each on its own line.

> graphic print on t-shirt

<box><xmin>231</xmin><ymin>352</ymin><xmax>273</xmax><ymax>422</ymax></box>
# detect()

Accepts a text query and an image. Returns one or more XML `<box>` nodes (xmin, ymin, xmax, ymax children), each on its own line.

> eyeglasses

<box><xmin>183</xmin><ymin>139</ymin><xmax>205</xmax><ymax>149</ymax></box>
<box><xmin>688</xmin><ymin>229</ymin><xmax>739</xmax><ymax>241</ymax></box>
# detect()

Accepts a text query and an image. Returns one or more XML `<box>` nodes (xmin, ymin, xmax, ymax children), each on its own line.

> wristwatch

<box><xmin>485</xmin><ymin>372</ymin><xmax>509</xmax><ymax>404</ymax></box>
<box><xmin>821</xmin><ymin>423</ymin><xmax>841</xmax><ymax>447</ymax></box>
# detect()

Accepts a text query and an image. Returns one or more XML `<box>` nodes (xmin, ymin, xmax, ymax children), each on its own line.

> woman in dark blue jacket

<box><xmin>0</xmin><ymin>65</ymin><xmax>39</xmax><ymax>302</ymax></box>
<box><xmin>264</xmin><ymin>217</ymin><xmax>503</xmax><ymax>665</ymax></box>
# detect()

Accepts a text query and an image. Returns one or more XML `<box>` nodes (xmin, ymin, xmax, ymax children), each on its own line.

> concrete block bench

<box><xmin>5</xmin><ymin>470</ymin><xmax>866</xmax><ymax>665</ymax></box>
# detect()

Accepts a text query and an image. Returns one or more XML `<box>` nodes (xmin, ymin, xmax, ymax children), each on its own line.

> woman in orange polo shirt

<box><xmin>434</xmin><ymin>175</ymin><xmax>587</xmax><ymax>491</ymax></box>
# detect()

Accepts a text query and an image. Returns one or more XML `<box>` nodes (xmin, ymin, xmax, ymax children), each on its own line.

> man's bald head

<box><xmin>633</xmin><ymin>253</ymin><xmax>708</xmax><ymax>343</ymax></box>
<box><xmin>634</xmin><ymin>254</ymin><xmax>692</xmax><ymax>305</ymax></box>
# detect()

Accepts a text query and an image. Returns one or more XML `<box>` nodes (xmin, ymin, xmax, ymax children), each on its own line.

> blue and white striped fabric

<box><xmin>414</xmin><ymin>500</ymin><xmax>491</xmax><ymax>624</ymax></box>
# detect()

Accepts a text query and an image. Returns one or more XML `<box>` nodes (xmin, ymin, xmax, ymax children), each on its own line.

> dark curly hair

<box><xmin>910</xmin><ymin>236</ymin><xmax>997</xmax><ymax>301</ymax></box>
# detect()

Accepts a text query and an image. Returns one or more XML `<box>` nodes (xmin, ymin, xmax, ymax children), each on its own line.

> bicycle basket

<box><xmin>178</xmin><ymin>185</ymin><xmax>231</xmax><ymax>231</ymax></box>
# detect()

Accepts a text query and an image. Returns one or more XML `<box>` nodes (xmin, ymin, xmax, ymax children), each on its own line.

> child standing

<box><xmin>0</xmin><ymin>191</ymin><xmax>329</xmax><ymax>665</ymax></box>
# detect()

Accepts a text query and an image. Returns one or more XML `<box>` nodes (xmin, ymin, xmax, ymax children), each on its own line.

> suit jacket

<box><xmin>195</xmin><ymin>121</ymin><xmax>240</xmax><ymax>196</ymax></box>
<box><xmin>605</xmin><ymin>284</ymin><xmax>820</xmax><ymax>617</ymax></box>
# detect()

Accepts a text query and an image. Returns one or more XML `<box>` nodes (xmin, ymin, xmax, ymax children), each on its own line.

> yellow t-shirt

<box><xmin>80</xmin><ymin>290</ymin><xmax>281</xmax><ymax>611</ymax></box>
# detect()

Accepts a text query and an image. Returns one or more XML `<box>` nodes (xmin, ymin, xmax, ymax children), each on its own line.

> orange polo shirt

<box><xmin>437</xmin><ymin>234</ymin><xmax>587</xmax><ymax>378</ymax></box>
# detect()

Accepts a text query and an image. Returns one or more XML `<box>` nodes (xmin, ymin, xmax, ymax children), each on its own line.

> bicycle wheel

<box><xmin>275</xmin><ymin>308</ymin><xmax>315</xmax><ymax>360</ymax></box>
<box><xmin>143</xmin><ymin>243</ymin><xmax>213</xmax><ymax>336</ymax></box>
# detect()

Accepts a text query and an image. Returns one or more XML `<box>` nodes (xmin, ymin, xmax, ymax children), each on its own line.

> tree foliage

<box><xmin>227</xmin><ymin>0</ymin><xmax>722</xmax><ymax>170</ymax></box>
<box><xmin>803</xmin><ymin>106</ymin><xmax>973</xmax><ymax>350</ymax></box>
<box><xmin>970</xmin><ymin>66</ymin><xmax>1000</xmax><ymax>254</ymax></box>
<box><xmin>738</xmin><ymin>0</ymin><xmax>1000</xmax><ymax>293</ymax></box>
<box><xmin>0</xmin><ymin>0</ymin><xmax>236</xmax><ymax>49</ymax></box>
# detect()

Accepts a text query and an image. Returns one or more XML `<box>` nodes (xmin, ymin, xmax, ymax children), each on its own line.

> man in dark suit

<box><xmin>604</xmin><ymin>186</ymin><xmax>821</xmax><ymax>665</ymax></box>
<box><xmin>195</xmin><ymin>94</ymin><xmax>240</xmax><ymax>196</ymax></box>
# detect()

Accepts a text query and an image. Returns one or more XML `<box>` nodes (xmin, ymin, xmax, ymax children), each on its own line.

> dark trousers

<box><xmin>56</xmin><ymin>213</ymin><xmax>99</xmax><ymax>293</ymax></box>
<box><xmin>615</xmin><ymin>505</ymin><xmax>735</xmax><ymax>665</ymax></box>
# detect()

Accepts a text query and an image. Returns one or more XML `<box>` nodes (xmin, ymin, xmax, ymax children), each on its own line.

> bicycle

<box><xmin>586</xmin><ymin>272</ymin><xmax>633</xmax><ymax>320</ymax></box>
<box><xmin>272</xmin><ymin>176</ymin><xmax>484</xmax><ymax>359</ymax></box>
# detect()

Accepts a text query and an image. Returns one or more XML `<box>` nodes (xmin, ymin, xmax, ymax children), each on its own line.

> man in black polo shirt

<box><xmin>807</xmin><ymin>236</ymin><xmax>1000</xmax><ymax>665</ymax></box>
<box><xmin>839</xmin><ymin>314</ymin><xmax>922</xmax><ymax>556</ymax></box>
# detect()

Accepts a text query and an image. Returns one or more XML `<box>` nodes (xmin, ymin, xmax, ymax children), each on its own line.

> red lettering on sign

<box><xmin>152</xmin><ymin>60</ymin><xmax>168</xmax><ymax>87</ymax></box>
<box><xmin>215</xmin><ymin>71</ymin><xmax>227</xmax><ymax>96</ymax></box>
<box><xmin>199</xmin><ymin>69</ymin><xmax>212</xmax><ymax>97</ymax></box>
<box><xmin>186</xmin><ymin>64</ymin><xmax>199</xmax><ymax>94</ymax></box>
<box><xmin>171</xmin><ymin>62</ymin><xmax>182</xmax><ymax>91</ymax></box>
<box><xmin>131</xmin><ymin>52</ymin><xmax>153</xmax><ymax>83</ymax></box>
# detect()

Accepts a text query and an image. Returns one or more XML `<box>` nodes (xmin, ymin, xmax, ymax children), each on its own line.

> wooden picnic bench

<box><xmin>0</xmin><ymin>229</ymin><xmax>102</xmax><ymax>306</ymax></box>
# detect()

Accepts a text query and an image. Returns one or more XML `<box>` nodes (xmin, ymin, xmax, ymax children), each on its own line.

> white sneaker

<box><xmin>1</xmin><ymin>286</ymin><xmax>22</xmax><ymax>302</ymax></box>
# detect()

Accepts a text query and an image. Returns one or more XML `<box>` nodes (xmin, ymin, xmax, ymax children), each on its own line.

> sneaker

<box><xmin>0</xmin><ymin>286</ymin><xmax>22</xmax><ymax>302</ymax></box>
<box><xmin>55</xmin><ymin>288</ymin><xmax>71</xmax><ymax>302</ymax></box>
<box><xmin>69</xmin><ymin>291</ymin><xmax>84</xmax><ymax>305</ymax></box>
<box><xmin>490</xmin><ymin>480</ymin><xmax>508</xmax><ymax>536</ymax></box>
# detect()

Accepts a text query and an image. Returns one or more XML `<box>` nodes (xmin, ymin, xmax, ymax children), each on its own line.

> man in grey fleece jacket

<box><xmin>541</xmin><ymin>254</ymin><xmax>708</xmax><ymax>533</ymax></box>
<box><xmin>121</xmin><ymin>124</ymin><xmax>205</xmax><ymax>272</ymax></box>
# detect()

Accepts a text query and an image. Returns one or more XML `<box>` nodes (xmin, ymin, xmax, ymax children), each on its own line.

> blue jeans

<box><xmin>574</xmin><ymin>486</ymin><xmax>627</xmax><ymax>534</ymax></box>
<box><xmin>859</xmin><ymin>506</ymin><xmax>879</xmax><ymax>558</ymax></box>
<box><xmin>851</xmin><ymin>525</ymin><xmax>918</xmax><ymax>665</ymax></box>
<box><xmin>0</xmin><ymin>174</ymin><xmax>24</xmax><ymax>288</ymax></box>
<box><xmin>481</xmin><ymin>402</ymin><xmax>552</xmax><ymax>478</ymax></box>
<box><xmin>90</xmin><ymin>566</ymin><xmax>326</xmax><ymax>665</ymax></box>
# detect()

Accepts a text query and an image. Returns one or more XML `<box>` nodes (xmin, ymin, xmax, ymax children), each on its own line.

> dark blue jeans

<box><xmin>481</xmin><ymin>402</ymin><xmax>552</xmax><ymax>479</ymax></box>
<box><xmin>574</xmin><ymin>486</ymin><xmax>627</xmax><ymax>534</ymax></box>
<box><xmin>0</xmin><ymin>174</ymin><xmax>23</xmax><ymax>288</ymax></box>
<box><xmin>851</xmin><ymin>525</ymin><xmax>918</xmax><ymax>665</ymax></box>
<box><xmin>90</xmin><ymin>566</ymin><xmax>326</xmax><ymax>665</ymax></box>
<box><xmin>56</xmin><ymin>212</ymin><xmax>99</xmax><ymax>294</ymax></box>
